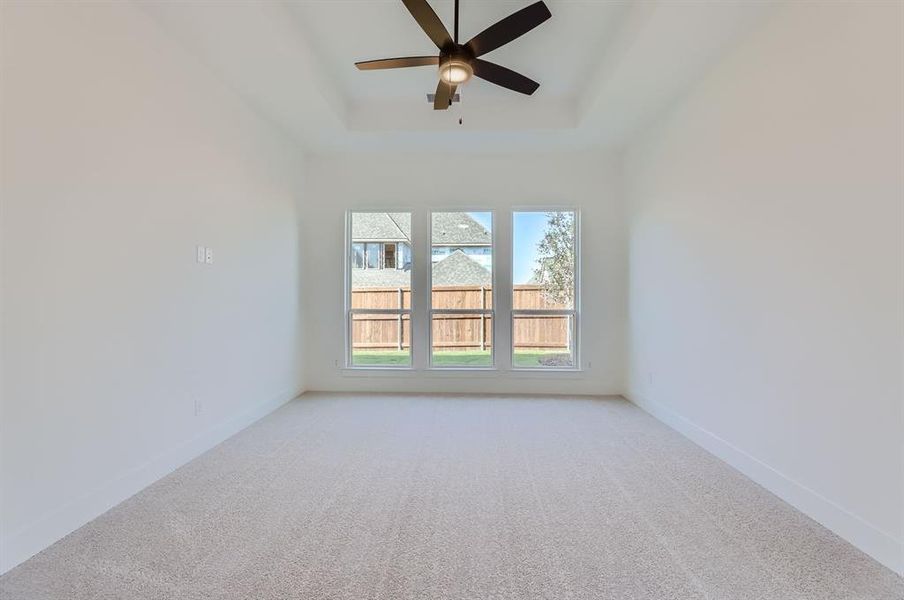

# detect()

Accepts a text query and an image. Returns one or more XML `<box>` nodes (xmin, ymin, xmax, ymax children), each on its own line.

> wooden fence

<box><xmin>351</xmin><ymin>285</ymin><xmax>570</xmax><ymax>351</ymax></box>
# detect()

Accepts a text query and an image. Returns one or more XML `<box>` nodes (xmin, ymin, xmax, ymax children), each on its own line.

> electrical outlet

<box><xmin>204</xmin><ymin>248</ymin><xmax>213</xmax><ymax>264</ymax></box>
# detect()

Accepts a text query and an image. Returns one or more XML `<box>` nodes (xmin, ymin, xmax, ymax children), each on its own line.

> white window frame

<box><xmin>511</xmin><ymin>209</ymin><xmax>580</xmax><ymax>371</ymax></box>
<box><xmin>428</xmin><ymin>210</ymin><xmax>497</xmax><ymax>370</ymax></box>
<box><xmin>345</xmin><ymin>210</ymin><xmax>413</xmax><ymax>370</ymax></box>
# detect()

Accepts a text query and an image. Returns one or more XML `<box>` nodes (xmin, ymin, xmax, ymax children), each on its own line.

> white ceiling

<box><xmin>137</xmin><ymin>0</ymin><xmax>778</xmax><ymax>154</ymax></box>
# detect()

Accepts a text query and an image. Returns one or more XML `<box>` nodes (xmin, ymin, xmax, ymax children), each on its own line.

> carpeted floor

<box><xmin>2</xmin><ymin>393</ymin><xmax>902</xmax><ymax>599</ymax></box>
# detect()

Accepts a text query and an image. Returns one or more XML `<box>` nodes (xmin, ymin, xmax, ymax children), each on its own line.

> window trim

<box><xmin>428</xmin><ymin>209</ymin><xmax>497</xmax><ymax>370</ymax></box>
<box><xmin>345</xmin><ymin>210</ymin><xmax>413</xmax><ymax>370</ymax></box>
<box><xmin>510</xmin><ymin>209</ymin><xmax>581</xmax><ymax>371</ymax></box>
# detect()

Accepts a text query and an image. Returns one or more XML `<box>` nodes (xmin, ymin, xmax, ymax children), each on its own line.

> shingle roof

<box><xmin>351</xmin><ymin>268</ymin><xmax>411</xmax><ymax>289</ymax></box>
<box><xmin>431</xmin><ymin>213</ymin><xmax>491</xmax><ymax>246</ymax></box>
<box><xmin>350</xmin><ymin>251</ymin><xmax>490</xmax><ymax>289</ymax></box>
<box><xmin>432</xmin><ymin>250</ymin><xmax>491</xmax><ymax>286</ymax></box>
<box><xmin>352</xmin><ymin>212</ymin><xmax>489</xmax><ymax>245</ymax></box>
<box><xmin>387</xmin><ymin>212</ymin><xmax>411</xmax><ymax>240</ymax></box>
<box><xmin>351</xmin><ymin>213</ymin><xmax>410</xmax><ymax>242</ymax></box>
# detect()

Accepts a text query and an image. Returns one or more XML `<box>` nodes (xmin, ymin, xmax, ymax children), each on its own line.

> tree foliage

<box><xmin>533</xmin><ymin>212</ymin><xmax>575</xmax><ymax>306</ymax></box>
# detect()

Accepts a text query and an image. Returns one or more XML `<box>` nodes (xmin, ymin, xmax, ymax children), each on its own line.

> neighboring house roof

<box><xmin>432</xmin><ymin>250</ymin><xmax>491</xmax><ymax>286</ymax></box>
<box><xmin>352</xmin><ymin>212</ymin><xmax>410</xmax><ymax>242</ymax></box>
<box><xmin>388</xmin><ymin>212</ymin><xmax>412</xmax><ymax>240</ymax></box>
<box><xmin>352</xmin><ymin>212</ymin><xmax>490</xmax><ymax>246</ymax></box>
<box><xmin>431</xmin><ymin>213</ymin><xmax>491</xmax><ymax>246</ymax></box>
<box><xmin>351</xmin><ymin>250</ymin><xmax>490</xmax><ymax>288</ymax></box>
<box><xmin>351</xmin><ymin>267</ymin><xmax>411</xmax><ymax>288</ymax></box>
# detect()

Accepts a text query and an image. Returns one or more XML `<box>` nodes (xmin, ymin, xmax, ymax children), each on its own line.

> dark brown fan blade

<box><xmin>355</xmin><ymin>56</ymin><xmax>439</xmax><ymax>70</ymax></box>
<box><xmin>433</xmin><ymin>80</ymin><xmax>457</xmax><ymax>110</ymax></box>
<box><xmin>472</xmin><ymin>59</ymin><xmax>539</xmax><ymax>95</ymax></box>
<box><xmin>465</xmin><ymin>1</ymin><xmax>551</xmax><ymax>57</ymax></box>
<box><xmin>401</xmin><ymin>0</ymin><xmax>453</xmax><ymax>50</ymax></box>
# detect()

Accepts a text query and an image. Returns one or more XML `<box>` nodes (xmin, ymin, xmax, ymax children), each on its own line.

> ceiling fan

<box><xmin>355</xmin><ymin>0</ymin><xmax>552</xmax><ymax>110</ymax></box>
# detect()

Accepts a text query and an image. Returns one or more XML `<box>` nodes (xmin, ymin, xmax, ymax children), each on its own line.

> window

<box><xmin>398</xmin><ymin>243</ymin><xmax>411</xmax><ymax>269</ymax></box>
<box><xmin>346</xmin><ymin>209</ymin><xmax>578</xmax><ymax>371</ymax></box>
<box><xmin>365</xmin><ymin>242</ymin><xmax>380</xmax><ymax>269</ymax></box>
<box><xmin>384</xmin><ymin>243</ymin><xmax>396</xmax><ymax>269</ymax></box>
<box><xmin>430</xmin><ymin>211</ymin><xmax>494</xmax><ymax>368</ymax></box>
<box><xmin>351</xmin><ymin>243</ymin><xmax>365</xmax><ymax>269</ymax></box>
<box><xmin>512</xmin><ymin>211</ymin><xmax>578</xmax><ymax>368</ymax></box>
<box><xmin>347</xmin><ymin>212</ymin><xmax>411</xmax><ymax>367</ymax></box>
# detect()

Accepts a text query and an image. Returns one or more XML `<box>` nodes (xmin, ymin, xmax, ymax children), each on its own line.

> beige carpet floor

<box><xmin>1</xmin><ymin>393</ymin><xmax>901</xmax><ymax>599</ymax></box>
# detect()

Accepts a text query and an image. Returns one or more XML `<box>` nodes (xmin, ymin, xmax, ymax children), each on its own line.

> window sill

<box><xmin>340</xmin><ymin>367</ymin><xmax>585</xmax><ymax>378</ymax></box>
<box><xmin>509</xmin><ymin>367</ymin><xmax>585</xmax><ymax>377</ymax></box>
<box><xmin>341</xmin><ymin>366</ymin><xmax>413</xmax><ymax>375</ymax></box>
<box><xmin>341</xmin><ymin>367</ymin><xmax>498</xmax><ymax>377</ymax></box>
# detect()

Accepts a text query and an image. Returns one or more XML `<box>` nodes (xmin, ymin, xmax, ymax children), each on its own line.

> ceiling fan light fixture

<box><xmin>354</xmin><ymin>0</ymin><xmax>551</xmax><ymax>109</ymax></box>
<box><xmin>439</xmin><ymin>59</ymin><xmax>473</xmax><ymax>85</ymax></box>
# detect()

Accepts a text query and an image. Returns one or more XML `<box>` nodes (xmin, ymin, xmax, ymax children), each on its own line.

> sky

<box><xmin>512</xmin><ymin>212</ymin><xmax>549</xmax><ymax>284</ymax></box>
<box><xmin>468</xmin><ymin>211</ymin><xmax>549</xmax><ymax>284</ymax></box>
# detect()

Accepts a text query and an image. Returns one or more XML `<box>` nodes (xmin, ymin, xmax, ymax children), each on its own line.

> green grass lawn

<box><xmin>351</xmin><ymin>350</ymin><xmax>492</xmax><ymax>367</ymax></box>
<box><xmin>352</xmin><ymin>349</ymin><xmax>573</xmax><ymax>368</ymax></box>
<box><xmin>352</xmin><ymin>350</ymin><xmax>411</xmax><ymax>366</ymax></box>
<box><xmin>512</xmin><ymin>351</ymin><xmax>573</xmax><ymax>368</ymax></box>
<box><xmin>433</xmin><ymin>351</ymin><xmax>493</xmax><ymax>367</ymax></box>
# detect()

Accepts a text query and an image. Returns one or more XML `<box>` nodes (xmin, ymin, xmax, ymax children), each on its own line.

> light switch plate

<box><xmin>196</xmin><ymin>245</ymin><xmax>205</xmax><ymax>263</ymax></box>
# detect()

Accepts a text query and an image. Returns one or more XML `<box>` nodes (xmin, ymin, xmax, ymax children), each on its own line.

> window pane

<box><xmin>399</xmin><ymin>243</ymin><xmax>411</xmax><ymax>269</ymax></box>
<box><xmin>513</xmin><ymin>211</ymin><xmax>575</xmax><ymax>310</ymax></box>
<box><xmin>512</xmin><ymin>314</ymin><xmax>574</xmax><ymax>368</ymax></box>
<box><xmin>432</xmin><ymin>212</ymin><xmax>493</xmax><ymax>308</ymax></box>
<box><xmin>383</xmin><ymin>243</ymin><xmax>396</xmax><ymax>269</ymax></box>
<box><xmin>366</xmin><ymin>243</ymin><xmax>380</xmax><ymax>269</ymax></box>
<box><xmin>350</xmin><ymin>212</ymin><xmax>411</xmax><ymax>306</ymax></box>
<box><xmin>351</xmin><ymin>313</ymin><xmax>410</xmax><ymax>367</ymax></box>
<box><xmin>432</xmin><ymin>313</ymin><xmax>492</xmax><ymax>367</ymax></box>
<box><xmin>352</xmin><ymin>243</ymin><xmax>364</xmax><ymax>269</ymax></box>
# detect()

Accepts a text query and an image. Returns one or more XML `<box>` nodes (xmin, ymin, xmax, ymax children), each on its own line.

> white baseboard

<box><xmin>624</xmin><ymin>390</ymin><xmax>903</xmax><ymax>577</ymax></box>
<box><xmin>0</xmin><ymin>389</ymin><xmax>301</xmax><ymax>575</ymax></box>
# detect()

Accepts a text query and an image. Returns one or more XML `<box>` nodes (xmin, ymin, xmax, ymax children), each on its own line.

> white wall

<box><xmin>624</xmin><ymin>1</ymin><xmax>903</xmax><ymax>574</ymax></box>
<box><xmin>0</xmin><ymin>2</ymin><xmax>306</xmax><ymax>573</ymax></box>
<box><xmin>303</xmin><ymin>152</ymin><xmax>625</xmax><ymax>395</ymax></box>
